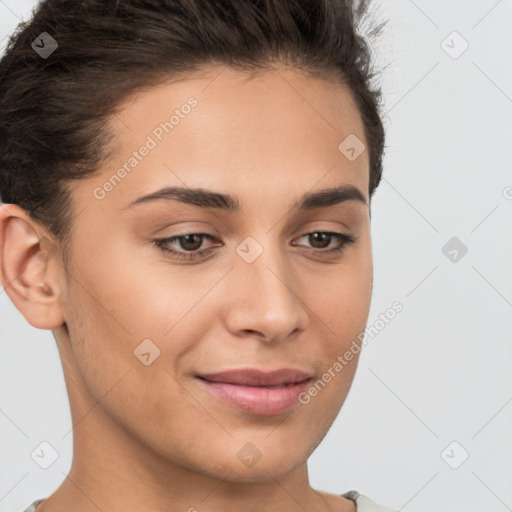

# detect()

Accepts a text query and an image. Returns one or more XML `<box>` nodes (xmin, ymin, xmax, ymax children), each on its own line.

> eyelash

<box><xmin>154</xmin><ymin>231</ymin><xmax>357</xmax><ymax>261</ymax></box>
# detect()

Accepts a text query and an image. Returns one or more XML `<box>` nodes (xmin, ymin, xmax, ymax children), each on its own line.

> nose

<box><xmin>223</xmin><ymin>244</ymin><xmax>309</xmax><ymax>344</ymax></box>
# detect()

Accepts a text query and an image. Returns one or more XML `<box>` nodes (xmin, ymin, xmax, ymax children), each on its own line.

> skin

<box><xmin>0</xmin><ymin>64</ymin><xmax>373</xmax><ymax>512</ymax></box>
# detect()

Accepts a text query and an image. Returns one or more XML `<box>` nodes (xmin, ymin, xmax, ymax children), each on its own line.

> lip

<box><xmin>196</xmin><ymin>368</ymin><xmax>313</xmax><ymax>415</ymax></box>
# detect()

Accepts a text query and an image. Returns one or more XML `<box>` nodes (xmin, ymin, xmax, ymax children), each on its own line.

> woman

<box><xmin>0</xmin><ymin>0</ymin><xmax>394</xmax><ymax>510</ymax></box>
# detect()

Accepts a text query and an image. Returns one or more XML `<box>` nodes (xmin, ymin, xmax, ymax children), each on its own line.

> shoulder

<box><xmin>342</xmin><ymin>490</ymin><xmax>397</xmax><ymax>512</ymax></box>
<box><xmin>19</xmin><ymin>498</ymin><xmax>45</xmax><ymax>512</ymax></box>
<box><xmin>22</xmin><ymin>493</ymin><xmax>397</xmax><ymax>512</ymax></box>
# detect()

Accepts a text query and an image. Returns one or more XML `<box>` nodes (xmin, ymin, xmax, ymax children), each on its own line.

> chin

<box><xmin>217</xmin><ymin>462</ymin><xmax>303</xmax><ymax>483</ymax></box>
<box><xmin>229</xmin><ymin>446</ymin><xmax>308</xmax><ymax>482</ymax></box>
<box><xmin>187</xmin><ymin>444</ymin><xmax>308</xmax><ymax>483</ymax></box>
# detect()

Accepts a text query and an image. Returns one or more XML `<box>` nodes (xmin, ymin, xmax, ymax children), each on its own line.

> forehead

<box><xmin>77</xmin><ymin>64</ymin><xmax>370</xmax><ymax>212</ymax></box>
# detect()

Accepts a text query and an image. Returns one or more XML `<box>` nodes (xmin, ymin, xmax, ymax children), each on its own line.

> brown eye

<box><xmin>176</xmin><ymin>234</ymin><xmax>205</xmax><ymax>251</ymax></box>
<box><xmin>307</xmin><ymin>232</ymin><xmax>333</xmax><ymax>249</ymax></box>
<box><xmin>294</xmin><ymin>232</ymin><xmax>356</xmax><ymax>254</ymax></box>
<box><xmin>154</xmin><ymin>233</ymin><xmax>218</xmax><ymax>261</ymax></box>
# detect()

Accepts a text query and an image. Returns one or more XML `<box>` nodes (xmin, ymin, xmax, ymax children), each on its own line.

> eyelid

<box><xmin>154</xmin><ymin>229</ymin><xmax>356</xmax><ymax>262</ymax></box>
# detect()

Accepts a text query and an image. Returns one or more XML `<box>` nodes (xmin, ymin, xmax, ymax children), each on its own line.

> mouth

<box><xmin>195</xmin><ymin>368</ymin><xmax>314</xmax><ymax>415</ymax></box>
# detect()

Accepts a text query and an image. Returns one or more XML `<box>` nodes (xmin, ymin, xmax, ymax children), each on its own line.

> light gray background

<box><xmin>1</xmin><ymin>1</ymin><xmax>511</xmax><ymax>511</ymax></box>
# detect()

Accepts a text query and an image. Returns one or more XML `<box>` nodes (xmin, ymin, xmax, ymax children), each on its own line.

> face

<box><xmin>58</xmin><ymin>64</ymin><xmax>373</xmax><ymax>481</ymax></box>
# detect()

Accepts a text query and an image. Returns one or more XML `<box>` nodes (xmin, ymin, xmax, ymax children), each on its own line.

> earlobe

<box><xmin>0</xmin><ymin>203</ymin><xmax>65</xmax><ymax>330</ymax></box>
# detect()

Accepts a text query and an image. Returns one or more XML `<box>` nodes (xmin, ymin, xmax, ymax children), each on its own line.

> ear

<box><xmin>0</xmin><ymin>203</ymin><xmax>65</xmax><ymax>329</ymax></box>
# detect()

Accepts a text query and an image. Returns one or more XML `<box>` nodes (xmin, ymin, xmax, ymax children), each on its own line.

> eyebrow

<box><xmin>125</xmin><ymin>184</ymin><xmax>367</xmax><ymax>211</ymax></box>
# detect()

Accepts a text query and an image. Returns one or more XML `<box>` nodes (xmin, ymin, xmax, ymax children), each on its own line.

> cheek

<box><xmin>70</xmin><ymin>249</ymin><xmax>202</xmax><ymax>343</ymax></box>
<box><xmin>312</xmin><ymin>238</ymin><xmax>373</xmax><ymax>348</ymax></box>
<box><xmin>61</xmin><ymin>247</ymin><xmax>221</xmax><ymax>406</ymax></box>
<box><xmin>294</xmin><ymin>240</ymin><xmax>372</xmax><ymax>414</ymax></box>
<box><xmin>62</xmin><ymin>269</ymin><xmax>201</xmax><ymax>440</ymax></box>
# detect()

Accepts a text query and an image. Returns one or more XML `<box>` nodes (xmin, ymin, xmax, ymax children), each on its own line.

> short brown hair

<box><xmin>0</xmin><ymin>0</ymin><xmax>387</xmax><ymax>251</ymax></box>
